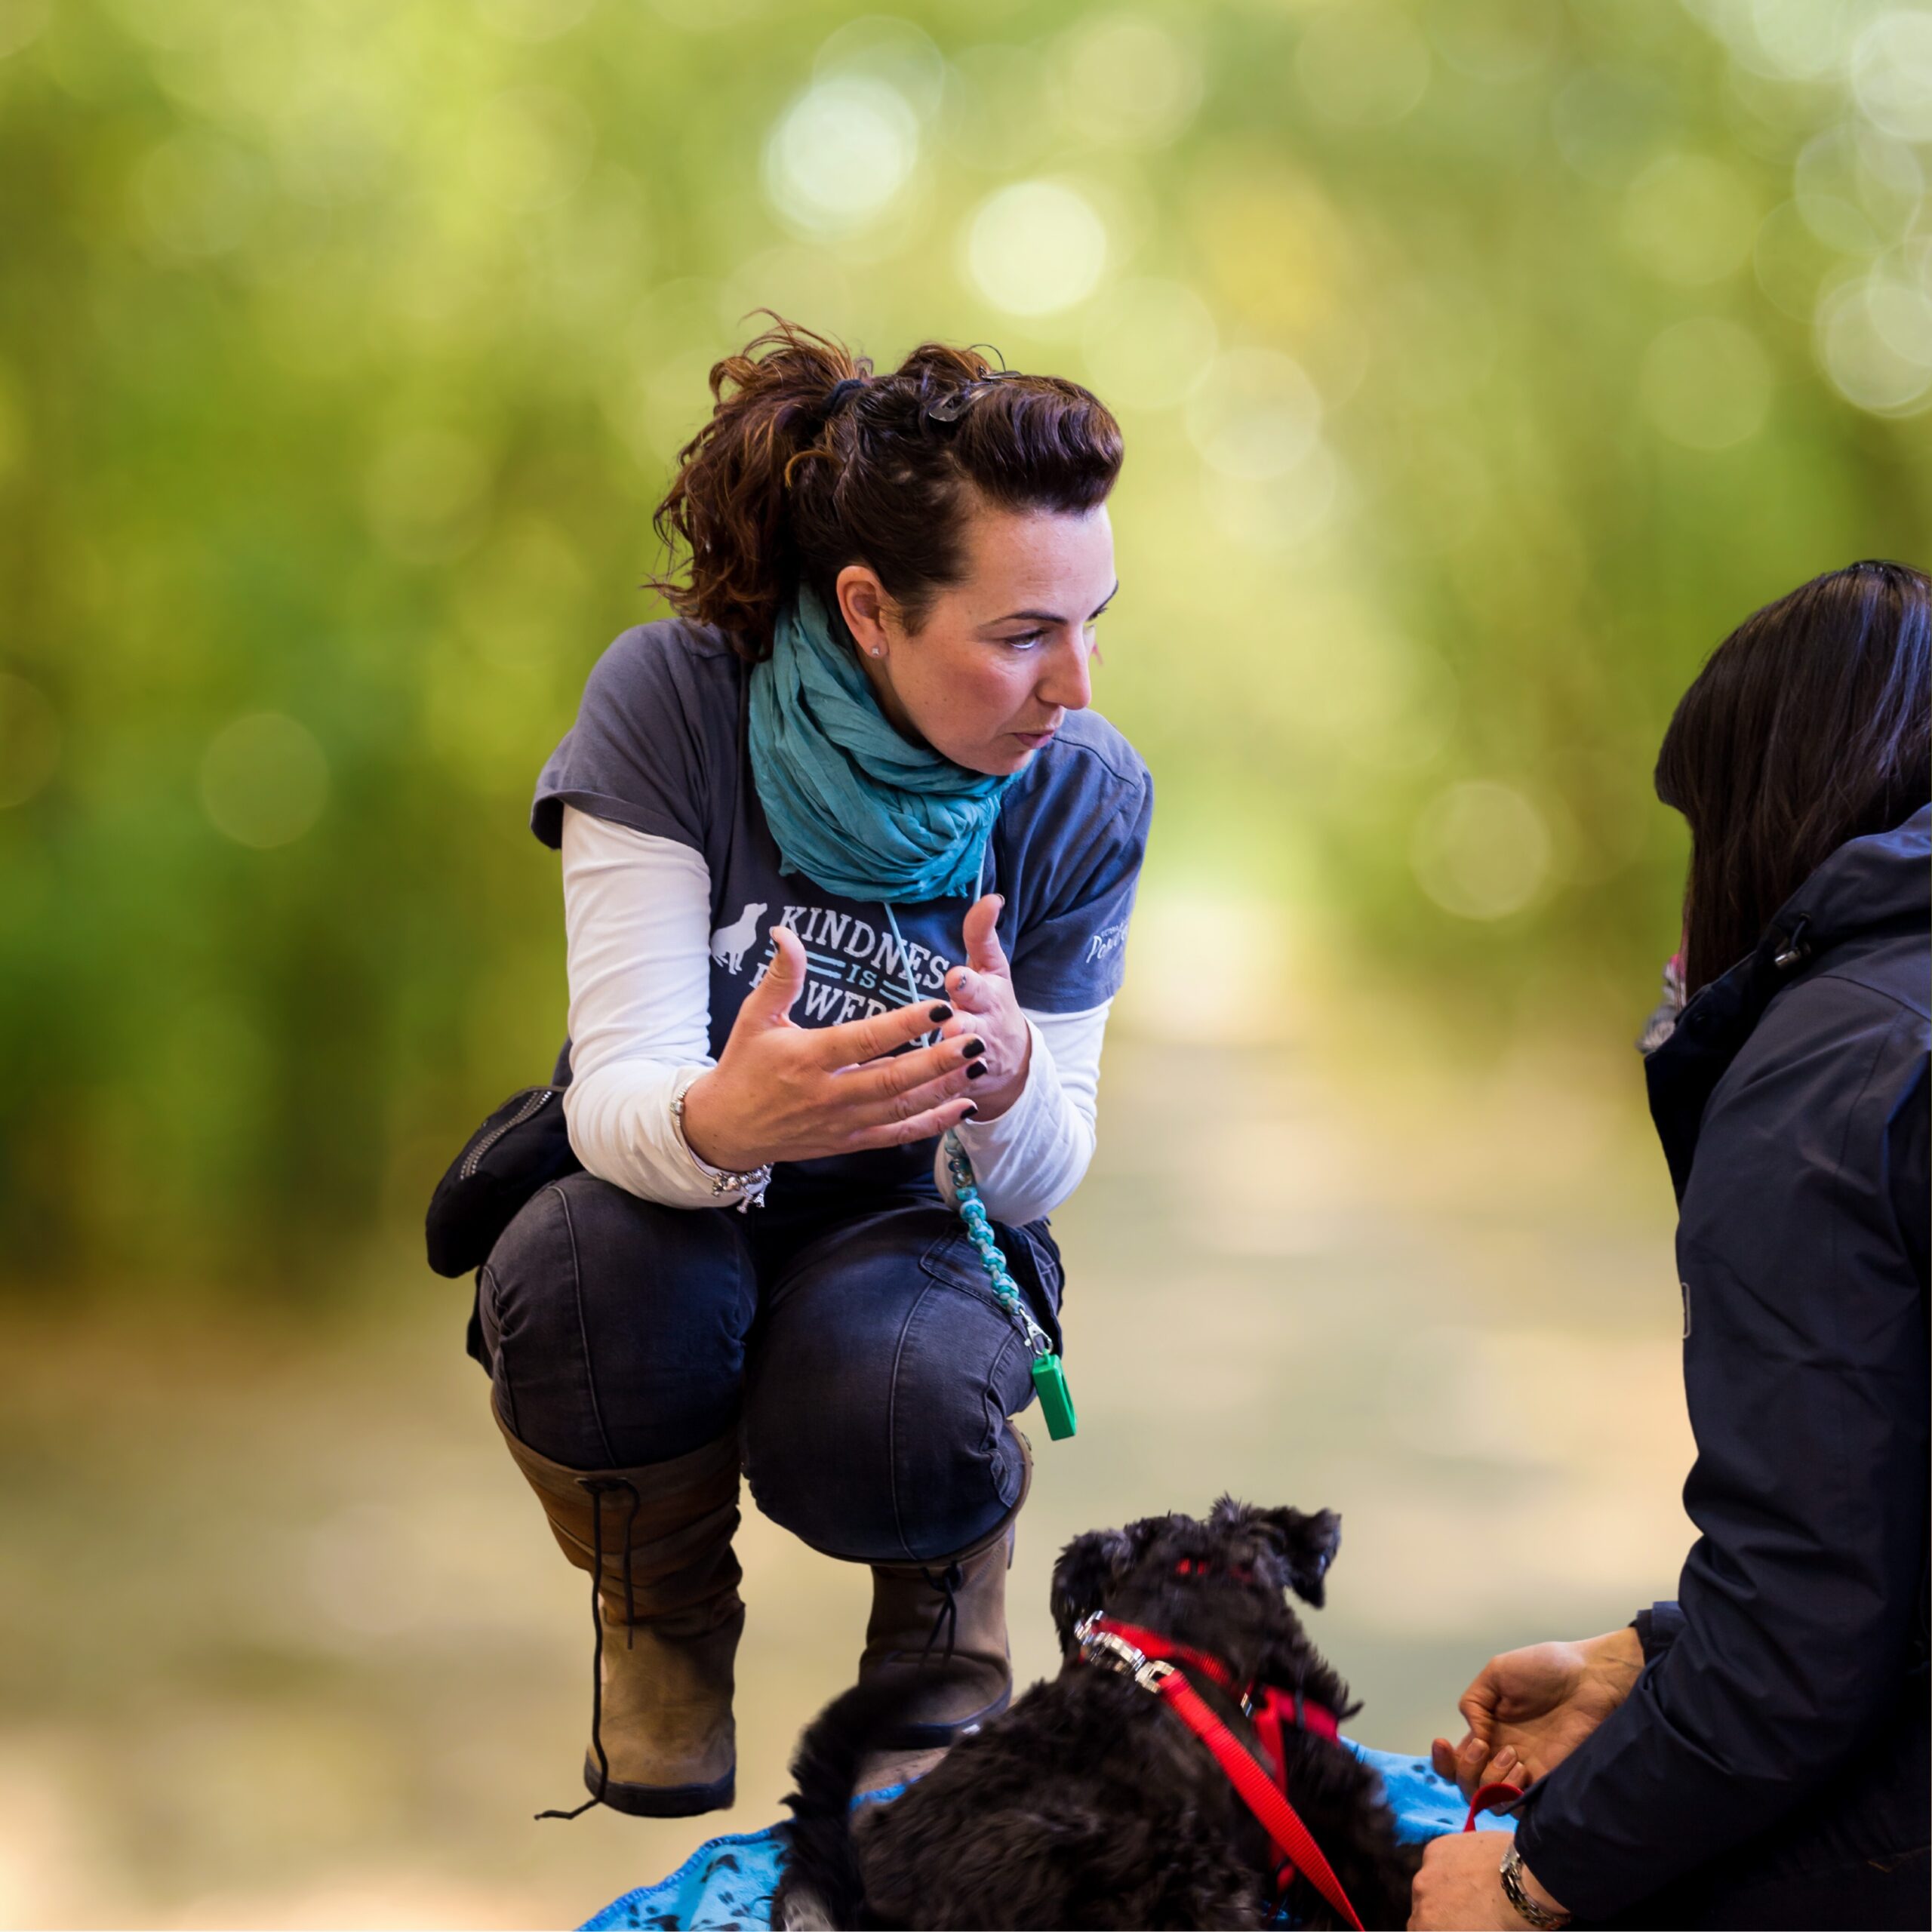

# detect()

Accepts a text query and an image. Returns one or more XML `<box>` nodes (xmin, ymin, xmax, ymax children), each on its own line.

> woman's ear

<box><xmin>1049</xmin><ymin>1518</ymin><xmax>1158</xmax><ymax>1652</ymax></box>
<box><xmin>835</xmin><ymin>564</ymin><xmax>891</xmax><ymax>660</ymax></box>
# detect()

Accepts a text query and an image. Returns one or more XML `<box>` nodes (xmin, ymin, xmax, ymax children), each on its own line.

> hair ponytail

<box><xmin>651</xmin><ymin>314</ymin><xmax>1122</xmax><ymax>662</ymax></box>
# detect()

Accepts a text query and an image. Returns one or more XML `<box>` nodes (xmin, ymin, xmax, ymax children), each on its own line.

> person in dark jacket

<box><xmin>1411</xmin><ymin>560</ymin><xmax>1930</xmax><ymax>1931</ymax></box>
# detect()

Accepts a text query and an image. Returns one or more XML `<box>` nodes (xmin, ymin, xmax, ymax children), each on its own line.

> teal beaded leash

<box><xmin>941</xmin><ymin>1129</ymin><xmax>1078</xmax><ymax>1441</ymax></box>
<box><xmin>881</xmin><ymin>900</ymin><xmax>1078</xmax><ymax>1442</ymax></box>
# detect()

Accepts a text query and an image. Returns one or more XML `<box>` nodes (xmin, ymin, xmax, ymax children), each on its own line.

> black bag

<box><xmin>424</xmin><ymin>1084</ymin><xmax>582</xmax><ymax>1278</ymax></box>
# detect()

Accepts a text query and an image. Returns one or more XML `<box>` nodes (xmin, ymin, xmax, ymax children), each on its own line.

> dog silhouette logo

<box><xmin>710</xmin><ymin>901</ymin><xmax>768</xmax><ymax>976</ymax></box>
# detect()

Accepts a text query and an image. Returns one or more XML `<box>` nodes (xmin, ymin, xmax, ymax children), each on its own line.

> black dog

<box><xmin>774</xmin><ymin>1500</ymin><xmax>1419</xmax><ymax>1930</ymax></box>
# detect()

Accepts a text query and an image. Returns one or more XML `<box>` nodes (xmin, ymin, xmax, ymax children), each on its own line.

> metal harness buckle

<box><xmin>1075</xmin><ymin>1614</ymin><xmax>1177</xmax><ymax>1694</ymax></box>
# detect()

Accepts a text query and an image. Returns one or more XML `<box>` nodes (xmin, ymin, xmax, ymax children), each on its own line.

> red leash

<box><xmin>1149</xmin><ymin>1667</ymin><xmax>1367</xmax><ymax>1931</ymax></box>
<box><xmin>1079</xmin><ymin>1614</ymin><xmax>1364</xmax><ymax>1930</ymax></box>
<box><xmin>1463</xmin><ymin>1780</ymin><xmax>1525</xmax><ymax>1831</ymax></box>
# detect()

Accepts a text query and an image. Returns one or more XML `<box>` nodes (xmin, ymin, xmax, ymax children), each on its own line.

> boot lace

<box><xmin>918</xmin><ymin>1561</ymin><xmax>964</xmax><ymax>1666</ymax></box>
<box><xmin>537</xmin><ymin>1475</ymin><xmax>641</xmax><ymax>1822</ymax></box>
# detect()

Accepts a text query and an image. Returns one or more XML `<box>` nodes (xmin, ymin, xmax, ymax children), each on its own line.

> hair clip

<box><xmin>924</xmin><ymin>368</ymin><xmax>1024</xmax><ymax>424</ymax></box>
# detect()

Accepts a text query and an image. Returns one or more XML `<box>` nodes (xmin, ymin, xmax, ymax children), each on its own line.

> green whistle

<box><xmin>1031</xmin><ymin>1352</ymin><xmax>1078</xmax><ymax>1441</ymax></box>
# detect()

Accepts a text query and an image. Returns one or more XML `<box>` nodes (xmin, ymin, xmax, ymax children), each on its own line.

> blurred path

<box><xmin>0</xmin><ymin>1032</ymin><xmax>1691</xmax><ymax>1929</ymax></box>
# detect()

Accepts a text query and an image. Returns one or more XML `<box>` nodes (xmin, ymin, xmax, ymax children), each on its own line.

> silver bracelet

<box><xmin>669</xmin><ymin>1084</ymin><xmax>772</xmax><ymax>1212</ymax></box>
<box><xmin>1500</xmin><ymin>1847</ymin><xmax>1571</xmax><ymax>1930</ymax></box>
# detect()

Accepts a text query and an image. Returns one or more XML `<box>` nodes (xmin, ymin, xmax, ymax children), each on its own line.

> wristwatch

<box><xmin>1500</xmin><ymin>1846</ymin><xmax>1571</xmax><ymax>1930</ymax></box>
<box><xmin>669</xmin><ymin>1076</ymin><xmax>772</xmax><ymax>1211</ymax></box>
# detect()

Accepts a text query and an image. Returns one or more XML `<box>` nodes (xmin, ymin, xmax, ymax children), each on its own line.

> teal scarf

<box><xmin>748</xmin><ymin>589</ymin><xmax>1015</xmax><ymax>904</ymax></box>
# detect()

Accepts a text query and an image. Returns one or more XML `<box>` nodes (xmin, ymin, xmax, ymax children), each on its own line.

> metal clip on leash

<box><xmin>942</xmin><ymin>1129</ymin><xmax>1077</xmax><ymax>1441</ymax></box>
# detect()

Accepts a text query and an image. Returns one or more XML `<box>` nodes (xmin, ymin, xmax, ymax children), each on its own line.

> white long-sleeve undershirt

<box><xmin>558</xmin><ymin>804</ymin><xmax>1109</xmax><ymax>1226</ymax></box>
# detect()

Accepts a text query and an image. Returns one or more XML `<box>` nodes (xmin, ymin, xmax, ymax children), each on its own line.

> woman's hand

<box><xmin>678</xmin><ymin>927</ymin><xmax>983</xmax><ymax>1171</ymax></box>
<box><xmin>1430</xmin><ymin>1627</ymin><xmax>1644</xmax><ymax>1800</ymax></box>
<box><xmin>1410</xmin><ymin>1832</ymin><xmax>1555</xmax><ymax>1929</ymax></box>
<box><xmin>937</xmin><ymin>894</ymin><xmax>1031</xmax><ymax>1123</ymax></box>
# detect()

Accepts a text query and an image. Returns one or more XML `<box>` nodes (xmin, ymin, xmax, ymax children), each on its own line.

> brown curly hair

<box><xmin>651</xmin><ymin>315</ymin><xmax>1123</xmax><ymax>663</ymax></box>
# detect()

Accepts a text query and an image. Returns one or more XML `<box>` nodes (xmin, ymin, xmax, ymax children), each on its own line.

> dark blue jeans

<box><xmin>475</xmin><ymin>1174</ymin><xmax>1063</xmax><ymax>1565</ymax></box>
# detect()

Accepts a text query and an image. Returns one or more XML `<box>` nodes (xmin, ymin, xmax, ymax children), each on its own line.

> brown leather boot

<box><xmin>497</xmin><ymin>1406</ymin><xmax>743</xmax><ymax>1817</ymax></box>
<box><xmin>855</xmin><ymin>1424</ymin><xmax>1032</xmax><ymax>1792</ymax></box>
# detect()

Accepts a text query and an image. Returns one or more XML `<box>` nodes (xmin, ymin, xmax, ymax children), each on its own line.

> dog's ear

<box><xmin>1248</xmin><ymin>1506</ymin><xmax>1343</xmax><ymax>1607</ymax></box>
<box><xmin>1050</xmin><ymin>1518</ymin><xmax>1159</xmax><ymax>1651</ymax></box>
<box><xmin>1049</xmin><ymin>1530</ymin><xmax>1131</xmax><ymax>1651</ymax></box>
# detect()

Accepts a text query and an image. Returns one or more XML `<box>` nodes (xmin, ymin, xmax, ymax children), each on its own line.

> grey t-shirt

<box><xmin>533</xmin><ymin>620</ymin><xmax>1152</xmax><ymax>1198</ymax></box>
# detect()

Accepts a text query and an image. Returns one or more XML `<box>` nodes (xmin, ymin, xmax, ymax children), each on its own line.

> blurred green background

<box><xmin>2</xmin><ymin>0</ymin><xmax>1929</xmax><ymax>1924</ymax></box>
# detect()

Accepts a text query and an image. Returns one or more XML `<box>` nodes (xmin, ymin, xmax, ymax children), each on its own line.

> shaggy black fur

<box><xmin>773</xmin><ymin>1499</ymin><xmax>1420</xmax><ymax>1930</ymax></box>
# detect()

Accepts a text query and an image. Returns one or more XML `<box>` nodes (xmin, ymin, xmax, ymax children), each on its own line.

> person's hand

<box><xmin>1430</xmin><ymin>1627</ymin><xmax>1644</xmax><ymax>1800</ymax></box>
<box><xmin>1410</xmin><ymin>1832</ymin><xmax>1558</xmax><ymax>1929</ymax></box>
<box><xmin>678</xmin><ymin>926</ymin><xmax>982</xmax><ymax>1171</ymax></box>
<box><xmin>936</xmin><ymin>894</ymin><xmax>1031</xmax><ymax>1123</ymax></box>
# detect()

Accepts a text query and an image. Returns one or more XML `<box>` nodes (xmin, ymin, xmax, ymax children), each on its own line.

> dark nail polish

<box><xmin>928</xmin><ymin>1004</ymin><xmax>953</xmax><ymax>1024</ymax></box>
<box><xmin>961</xmin><ymin>1102</ymin><xmax>980</xmax><ymax>1119</ymax></box>
<box><xmin>967</xmin><ymin>1062</ymin><xmax>987</xmax><ymax>1080</ymax></box>
<box><xmin>961</xmin><ymin>1037</ymin><xmax>986</xmax><ymax>1060</ymax></box>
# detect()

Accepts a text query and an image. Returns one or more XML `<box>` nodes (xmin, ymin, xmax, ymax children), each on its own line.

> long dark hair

<box><xmin>651</xmin><ymin>315</ymin><xmax>1123</xmax><ymax>662</ymax></box>
<box><xmin>1655</xmin><ymin>559</ymin><xmax>1930</xmax><ymax>994</ymax></box>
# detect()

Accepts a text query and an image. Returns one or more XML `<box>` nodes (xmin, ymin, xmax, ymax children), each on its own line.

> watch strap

<box><xmin>1500</xmin><ymin>1845</ymin><xmax>1571</xmax><ymax>1930</ymax></box>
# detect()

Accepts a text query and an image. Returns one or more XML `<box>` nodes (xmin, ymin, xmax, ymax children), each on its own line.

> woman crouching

<box><xmin>475</xmin><ymin>319</ymin><xmax>1149</xmax><ymax>1818</ymax></box>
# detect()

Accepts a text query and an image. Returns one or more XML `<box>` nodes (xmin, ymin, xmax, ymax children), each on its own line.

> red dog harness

<box><xmin>1076</xmin><ymin>1612</ymin><xmax>1366</xmax><ymax>1931</ymax></box>
<box><xmin>1078</xmin><ymin>1611</ymin><xmax>1531</xmax><ymax>1932</ymax></box>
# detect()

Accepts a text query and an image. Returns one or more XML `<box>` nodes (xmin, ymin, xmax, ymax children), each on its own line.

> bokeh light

<box><xmin>1411</xmin><ymin>781</ymin><xmax>1554</xmax><ymax>921</ymax></box>
<box><xmin>1203</xmin><ymin>444</ymin><xmax>1343</xmax><ymax>555</ymax></box>
<box><xmin>814</xmin><ymin>16</ymin><xmax>947</xmax><ymax>122</ymax></box>
<box><xmin>964</xmin><ymin>179</ymin><xmax>1109</xmax><ymax>315</ymax></box>
<box><xmin>468</xmin><ymin>87</ymin><xmax>596</xmax><ymax>214</ymax></box>
<box><xmin>1852</xmin><ymin>10</ymin><xmax>1932</xmax><ymax>143</ymax></box>
<box><xmin>1721</xmin><ymin>0</ymin><xmax>1845</xmax><ymax>82</ymax></box>
<box><xmin>1620</xmin><ymin>153</ymin><xmax>1759</xmax><ymax>286</ymax></box>
<box><xmin>1059</xmin><ymin>12</ymin><xmax>1203</xmax><ymax>149</ymax></box>
<box><xmin>763</xmin><ymin>75</ymin><xmax>920</xmax><ymax>236</ymax></box>
<box><xmin>1817</xmin><ymin>271</ymin><xmax>1932</xmax><ymax>414</ymax></box>
<box><xmin>1294</xmin><ymin>3</ymin><xmax>1431</xmax><ymax>126</ymax></box>
<box><xmin>1640</xmin><ymin>315</ymin><xmax>1776</xmax><ymax>448</ymax></box>
<box><xmin>198</xmin><ymin>714</ymin><xmax>331</xmax><ymax>850</ymax></box>
<box><xmin>1794</xmin><ymin>123</ymin><xmax>1923</xmax><ymax>256</ymax></box>
<box><xmin>1185</xmin><ymin>346</ymin><xmax>1323</xmax><ymax>480</ymax></box>
<box><xmin>1081</xmin><ymin>278</ymin><xmax>1219</xmax><ymax>411</ymax></box>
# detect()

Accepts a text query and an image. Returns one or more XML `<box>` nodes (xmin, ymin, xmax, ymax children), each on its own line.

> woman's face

<box><xmin>835</xmin><ymin>499</ymin><xmax>1117</xmax><ymax>777</ymax></box>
